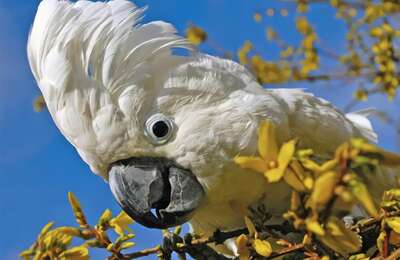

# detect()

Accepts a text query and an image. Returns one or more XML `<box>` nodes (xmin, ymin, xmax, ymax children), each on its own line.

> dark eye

<box><xmin>145</xmin><ymin>114</ymin><xmax>175</xmax><ymax>145</ymax></box>
<box><xmin>152</xmin><ymin>121</ymin><xmax>170</xmax><ymax>138</ymax></box>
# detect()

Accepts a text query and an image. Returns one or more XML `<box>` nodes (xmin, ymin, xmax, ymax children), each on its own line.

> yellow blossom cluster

<box><xmin>232</xmin><ymin>0</ymin><xmax>400</xmax><ymax>103</ymax></box>
<box><xmin>185</xmin><ymin>25</ymin><xmax>207</xmax><ymax>46</ymax></box>
<box><xmin>21</xmin><ymin>192</ymin><xmax>135</xmax><ymax>260</ymax></box>
<box><xmin>238</xmin><ymin>41</ymin><xmax>253</xmax><ymax>65</ymax></box>
<box><xmin>235</xmin><ymin>121</ymin><xmax>400</xmax><ymax>258</ymax></box>
<box><xmin>340</xmin><ymin>53</ymin><xmax>363</xmax><ymax>77</ymax></box>
<box><xmin>235</xmin><ymin>217</ymin><xmax>273</xmax><ymax>259</ymax></box>
<box><xmin>364</xmin><ymin>2</ymin><xmax>400</xmax><ymax>23</ymax></box>
<box><xmin>251</xmin><ymin>56</ymin><xmax>293</xmax><ymax>84</ymax></box>
<box><xmin>20</xmin><ymin>221</ymin><xmax>89</xmax><ymax>260</ymax></box>
<box><xmin>296</xmin><ymin>17</ymin><xmax>320</xmax><ymax>77</ymax></box>
<box><xmin>296</xmin><ymin>0</ymin><xmax>309</xmax><ymax>13</ymax></box>
<box><xmin>333</xmin><ymin>1</ymin><xmax>400</xmax><ymax>100</ymax></box>
<box><xmin>237</xmin><ymin>15</ymin><xmax>321</xmax><ymax>84</ymax></box>
<box><xmin>370</xmin><ymin>21</ymin><xmax>399</xmax><ymax>99</ymax></box>
<box><xmin>237</xmin><ymin>42</ymin><xmax>292</xmax><ymax>84</ymax></box>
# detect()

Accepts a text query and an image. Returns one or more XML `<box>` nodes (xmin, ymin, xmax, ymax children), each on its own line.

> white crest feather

<box><xmin>28</xmin><ymin>0</ymin><xmax>193</xmax><ymax>175</ymax></box>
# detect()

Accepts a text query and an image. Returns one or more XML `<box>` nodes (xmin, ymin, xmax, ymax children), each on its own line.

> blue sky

<box><xmin>0</xmin><ymin>0</ymin><xmax>399</xmax><ymax>259</ymax></box>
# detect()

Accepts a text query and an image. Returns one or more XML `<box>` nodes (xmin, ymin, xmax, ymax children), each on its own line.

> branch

<box><xmin>265</xmin><ymin>243</ymin><xmax>305</xmax><ymax>259</ymax></box>
<box><xmin>280</xmin><ymin>0</ymin><xmax>367</xmax><ymax>9</ymax></box>
<box><xmin>119</xmin><ymin>229</ymin><xmax>249</xmax><ymax>260</ymax></box>
<box><xmin>118</xmin><ymin>246</ymin><xmax>162</xmax><ymax>259</ymax></box>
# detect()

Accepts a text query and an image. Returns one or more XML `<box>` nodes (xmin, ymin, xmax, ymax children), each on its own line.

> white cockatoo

<box><xmin>28</xmin><ymin>0</ymin><xmax>381</xmax><ymax>254</ymax></box>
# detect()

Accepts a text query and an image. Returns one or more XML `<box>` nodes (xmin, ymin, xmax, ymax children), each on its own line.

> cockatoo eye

<box><xmin>145</xmin><ymin>113</ymin><xmax>175</xmax><ymax>145</ymax></box>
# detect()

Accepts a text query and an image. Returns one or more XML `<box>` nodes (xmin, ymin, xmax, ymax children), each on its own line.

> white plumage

<box><xmin>28</xmin><ymin>0</ymin><xmax>379</xmax><ymax>254</ymax></box>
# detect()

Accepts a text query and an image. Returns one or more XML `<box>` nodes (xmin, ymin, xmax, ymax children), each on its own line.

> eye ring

<box><xmin>144</xmin><ymin>113</ymin><xmax>175</xmax><ymax>145</ymax></box>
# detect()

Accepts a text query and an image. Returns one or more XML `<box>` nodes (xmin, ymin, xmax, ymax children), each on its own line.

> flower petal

<box><xmin>244</xmin><ymin>216</ymin><xmax>257</xmax><ymax>237</ymax></box>
<box><xmin>252</xmin><ymin>239</ymin><xmax>272</xmax><ymax>257</ymax></box>
<box><xmin>349</xmin><ymin>179</ymin><xmax>379</xmax><ymax>218</ymax></box>
<box><xmin>277</xmin><ymin>139</ymin><xmax>297</xmax><ymax>168</ymax></box>
<box><xmin>284</xmin><ymin>168</ymin><xmax>306</xmax><ymax>192</ymax></box>
<box><xmin>234</xmin><ymin>156</ymin><xmax>268</xmax><ymax>173</ymax></box>
<box><xmin>60</xmin><ymin>246</ymin><xmax>89</xmax><ymax>260</ymax></box>
<box><xmin>265</xmin><ymin>167</ymin><xmax>285</xmax><ymax>183</ymax></box>
<box><xmin>236</xmin><ymin>234</ymin><xmax>249</xmax><ymax>250</ymax></box>
<box><xmin>310</xmin><ymin>171</ymin><xmax>337</xmax><ymax>209</ymax></box>
<box><xmin>386</xmin><ymin>217</ymin><xmax>400</xmax><ymax>234</ymax></box>
<box><xmin>318</xmin><ymin>217</ymin><xmax>361</xmax><ymax>255</ymax></box>
<box><xmin>302</xmin><ymin>159</ymin><xmax>337</xmax><ymax>175</ymax></box>
<box><xmin>110</xmin><ymin>211</ymin><xmax>134</xmax><ymax>236</ymax></box>
<box><xmin>258</xmin><ymin>121</ymin><xmax>279</xmax><ymax>161</ymax></box>
<box><xmin>305</xmin><ymin>219</ymin><xmax>325</xmax><ymax>236</ymax></box>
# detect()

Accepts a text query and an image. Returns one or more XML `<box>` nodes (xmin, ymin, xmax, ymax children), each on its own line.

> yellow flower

<box><xmin>252</xmin><ymin>239</ymin><xmax>272</xmax><ymax>257</ymax></box>
<box><xmin>297</xmin><ymin>3</ymin><xmax>308</xmax><ymax>13</ymax></box>
<box><xmin>280</xmin><ymin>46</ymin><xmax>294</xmax><ymax>58</ymax></box>
<box><xmin>237</xmin><ymin>41</ymin><xmax>253</xmax><ymax>65</ymax></box>
<box><xmin>377</xmin><ymin>231</ymin><xmax>387</xmax><ymax>254</ymax></box>
<box><xmin>33</xmin><ymin>95</ymin><xmax>46</xmax><ymax>112</ymax></box>
<box><xmin>296</xmin><ymin>17</ymin><xmax>311</xmax><ymax>35</ymax></box>
<box><xmin>68</xmin><ymin>192</ymin><xmax>88</xmax><ymax>229</ymax></box>
<box><xmin>317</xmin><ymin>217</ymin><xmax>361</xmax><ymax>255</ymax></box>
<box><xmin>56</xmin><ymin>226</ymin><xmax>81</xmax><ymax>237</ymax></box>
<box><xmin>236</xmin><ymin>234</ymin><xmax>250</xmax><ymax>260</ymax></box>
<box><xmin>305</xmin><ymin>218</ymin><xmax>325</xmax><ymax>236</ymax></box>
<box><xmin>348</xmin><ymin>177</ymin><xmax>379</xmax><ymax>218</ymax></box>
<box><xmin>253</xmin><ymin>13</ymin><xmax>262</xmax><ymax>22</ymax></box>
<box><xmin>244</xmin><ymin>216</ymin><xmax>257</xmax><ymax>237</ymax></box>
<box><xmin>235</xmin><ymin>121</ymin><xmax>297</xmax><ymax>183</ymax></box>
<box><xmin>59</xmin><ymin>246</ymin><xmax>89</xmax><ymax>260</ymax></box>
<box><xmin>386</xmin><ymin>217</ymin><xmax>400</xmax><ymax>233</ymax></box>
<box><xmin>186</xmin><ymin>25</ymin><xmax>207</xmax><ymax>45</ymax></box>
<box><xmin>354</xmin><ymin>88</ymin><xmax>368</xmax><ymax>101</ymax></box>
<box><xmin>110</xmin><ymin>211</ymin><xmax>134</xmax><ymax>236</ymax></box>
<box><xmin>309</xmin><ymin>171</ymin><xmax>338</xmax><ymax>209</ymax></box>
<box><xmin>266</xmin><ymin>27</ymin><xmax>276</xmax><ymax>41</ymax></box>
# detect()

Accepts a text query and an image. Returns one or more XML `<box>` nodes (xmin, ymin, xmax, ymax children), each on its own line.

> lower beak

<box><xmin>108</xmin><ymin>157</ymin><xmax>204</xmax><ymax>228</ymax></box>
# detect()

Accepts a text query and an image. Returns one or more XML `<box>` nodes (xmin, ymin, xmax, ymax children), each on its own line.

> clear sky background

<box><xmin>0</xmin><ymin>0</ymin><xmax>399</xmax><ymax>259</ymax></box>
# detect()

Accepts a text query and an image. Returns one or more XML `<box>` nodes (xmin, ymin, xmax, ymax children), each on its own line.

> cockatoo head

<box><xmin>28</xmin><ymin>0</ymin><xmax>261</xmax><ymax>229</ymax></box>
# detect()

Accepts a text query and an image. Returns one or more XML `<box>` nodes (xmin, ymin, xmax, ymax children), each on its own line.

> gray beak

<box><xmin>108</xmin><ymin>157</ymin><xmax>204</xmax><ymax>229</ymax></box>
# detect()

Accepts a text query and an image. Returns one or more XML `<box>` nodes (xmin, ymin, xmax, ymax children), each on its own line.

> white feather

<box><xmin>346</xmin><ymin>108</ymin><xmax>378</xmax><ymax>143</ymax></box>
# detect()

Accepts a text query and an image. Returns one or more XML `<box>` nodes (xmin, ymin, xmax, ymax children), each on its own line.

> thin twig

<box><xmin>351</xmin><ymin>210</ymin><xmax>400</xmax><ymax>232</ymax></box>
<box><xmin>118</xmin><ymin>229</ymin><xmax>249</xmax><ymax>259</ymax></box>
<box><xmin>121</xmin><ymin>245</ymin><xmax>162</xmax><ymax>259</ymax></box>
<box><xmin>265</xmin><ymin>243</ymin><xmax>305</xmax><ymax>259</ymax></box>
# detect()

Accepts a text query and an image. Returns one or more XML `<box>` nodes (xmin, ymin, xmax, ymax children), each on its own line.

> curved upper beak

<box><xmin>108</xmin><ymin>157</ymin><xmax>204</xmax><ymax>229</ymax></box>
